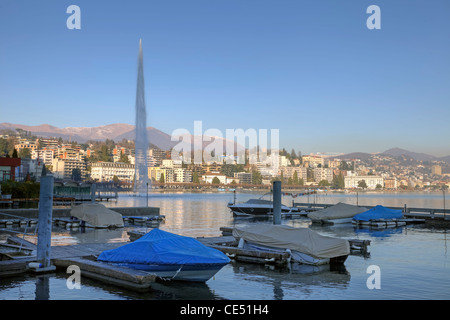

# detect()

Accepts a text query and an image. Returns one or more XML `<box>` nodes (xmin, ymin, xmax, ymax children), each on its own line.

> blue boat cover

<box><xmin>353</xmin><ymin>205</ymin><xmax>403</xmax><ymax>221</ymax></box>
<box><xmin>98</xmin><ymin>229</ymin><xmax>230</xmax><ymax>266</ymax></box>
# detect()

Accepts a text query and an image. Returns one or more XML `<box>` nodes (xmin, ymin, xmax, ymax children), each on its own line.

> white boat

<box><xmin>232</xmin><ymin>224</ymin><xmax>350</xmax><ymax>265</ymax></box>
<box><xmin>308</xmin><ymin>202</ymin><xmax>368</xmax><ymax>225</ymax></box>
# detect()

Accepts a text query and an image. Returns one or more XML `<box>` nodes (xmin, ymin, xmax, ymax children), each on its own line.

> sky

<box><xmin>1</xmin><ymin>0</ymin><xmax>449</xmax><ymax>156</ymax></box>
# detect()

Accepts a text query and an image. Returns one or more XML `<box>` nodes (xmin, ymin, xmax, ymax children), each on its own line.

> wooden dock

<box><xmin>0</xmin><ymin>236</ymin><xmax>156</xmax><ymax>291</ymax></box>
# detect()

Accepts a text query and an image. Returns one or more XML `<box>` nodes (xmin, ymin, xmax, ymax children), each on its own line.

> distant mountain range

<box><xmin>0</xmin><ymin>122</ymin><xmax>176</xmax><ymax>150</ymax></box>
<box><xmin>334</xmin><ymin>147</ymin><xmax>450</xmax><ymax>163</ymax></box>
<box><xmin>1</xmin><ymin>123</ymin><xmax>449</xmax><ymax>162</ymax></box>
<box><xmin>0</xmin><ymin>122</ymin><xmax>241</xmax><ymax>152</ymax></box>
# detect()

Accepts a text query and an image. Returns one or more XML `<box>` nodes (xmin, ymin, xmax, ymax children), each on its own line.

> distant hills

<box><xmin>0</xmin><ymin>122</ymin><xmax>176</xmax><ymax>150</ymax></box>
<box><xmin>1</xmin><ymin>123</ymin><xmax>449</xmax><ymax>162</ymax></box>
<box><xmin>334</xmin><ymin>147</ymin><xmax>450</xmax><ymax>163</ymax></box>
<box><xmin>0</xmin><ymin>122</ymin><xmax>241</xmax><ymax>152</ymax></box>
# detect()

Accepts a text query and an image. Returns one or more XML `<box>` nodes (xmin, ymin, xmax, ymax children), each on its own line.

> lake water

<box><xmin>1</xmin><ymin>191</ymin><xmax>449</xmax><ymax>300</ymax></box>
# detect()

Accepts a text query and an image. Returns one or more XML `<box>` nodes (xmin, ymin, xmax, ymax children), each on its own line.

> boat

<box><xmin>352</xmin><ymin>205</ymin><xmax>403</xmax><ymax>226</ymax></box>
<box><xmin>232</xmin><ymin>224</ymin><xmax>350</xmax><ymax>265</ymax></box>
<box><xmin>308</xmin><ymin>202</ymin><xmax>368</xmax><ymax>224</ymax></box>
<box><xmin>70</xmin><ymin>203</ymin><xmax>124</xmax><ymax>228</ymax></box>
<box><xmin>227</xmin><ymin>193</ymin><xmax>299</xmax><ymax>217</ymax></box>
<box><xmin>97</xmin><ymin>229</ymin><xmax>230</xmax><ymax>282</ymax></box>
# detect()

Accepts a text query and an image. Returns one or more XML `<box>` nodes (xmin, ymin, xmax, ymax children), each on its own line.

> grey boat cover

<box><xmin>232</xmin><ymin>224</ymin><xmax>349</xmax><ymax>259</ymax></box>
<box><xmin>70</xmin><ymin>203</ymin><xmax>124</xmax><ymax>228</ymax></box>
<box><xmin>308</xmin><ymin>202</ymin><xmax>367</xmax><ymax>222</ymax></box>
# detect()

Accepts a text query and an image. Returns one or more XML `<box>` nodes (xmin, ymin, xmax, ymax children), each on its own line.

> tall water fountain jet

<box><xmin>134</xmin><ymin>39</ymin><xmax>149</xmax><ymax>193</ymax></box>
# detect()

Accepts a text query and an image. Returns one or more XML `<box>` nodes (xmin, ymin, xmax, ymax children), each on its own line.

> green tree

<box><xmin>293</xmin><ymin>171</ymin><xmax>299</xmax><ymax>185</ymax></box>
<box><xmin>251</xmin><ymin>169</ymin><xmax>262</xmax><ymax>185</ymax></box>
<box><xmin>18</xmin><ymin>148</ymin><xmax>31</xmax><ymax>159</ymax></box>
<box><xmin>211</xmin><ymin>177</ymin><xmax>221</xmax><ymax>184</ymax></box>
<box><xmin>318</xmin><ymin>180</ymin><xmax>330</xmax><ymax>187</ymax></box>
<box><xmin>358</xmin><ymin>180</ymin><xmax>368</xmax><ymax>189</ymax></box>
<box><xmin>159</xmin><ymin>173</ymin><xmax>165</xmax><ymax>183</ymax></box>
<box><xmin>332</xmin><ymin>174</ymin><xmax>345</xmax><ymax>189</ymax></box>
<box><xmin>12</xmin><ymin>148</ymin><xmax>18</xmax><ymax>158</ymax></box>
<box><xmin>192</xmin><ymin>172</ymin><xmax>200</xmax><ymax>183</ymax></box>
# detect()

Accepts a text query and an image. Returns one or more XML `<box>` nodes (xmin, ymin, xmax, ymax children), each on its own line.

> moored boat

<box><xmin>97</xmin><ymin>229</ymin><xmax>230</xmax><ymax>282</ymax></box>
<box><xmin>308</xmin><ymin>202</ymin><xmax>368</xmax><ymax>224</ymax></box>
<box><xmin>228</xmin><ymin>193</ymin><xmax>298</xmax><ymax>217</ymax></box>
<box><xmin>232</xmin><ymin>224</ymin><xmax>350</xmax><ymax>265</ymax></box>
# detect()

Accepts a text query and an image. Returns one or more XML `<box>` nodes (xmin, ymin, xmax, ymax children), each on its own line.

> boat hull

<box><xmin>228</xmin><ymin>204</ymin><xmax>297</xmax><ymax>217</ymax></box>
<box><xmin>108</xmin><ymin>262</ymin><xmax>227</xmax><ymax>282</ymax></box>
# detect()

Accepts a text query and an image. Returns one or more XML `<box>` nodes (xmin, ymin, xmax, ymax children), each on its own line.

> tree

<box><xmin>211</xmin><ymin>177</ymin><xmax>221</xmax><ymax>184</ymax></box>
<box><xmin>159</xmin><ymin>173</ymin><xmax>165</xmax><ymax>183</ymax></box>
<box><xmin>12</xmin><ymin>148</ymin><xmax>18</xmax><ymax>158</ymax></box>
<box><xmin>192</xmin><ymin>172</ymin><xmax>200</xmax><ymax>183</ymax></box>
<box><xmin>358</xmin><ymin>180</ymin><xmax>368</xmax><ymax>189</ymax></box>
<box><xmin>293</xmin><ymin>171</ymin><xmax>299</xmax><ymax>185</ymax></box>
<box><xmin>376</xmin><ymin>183</ymin><xmax>383</xmax><ymax>189</ymax></box>
<box><xmin>332</xmin><ymin>174</ymin><xmax>345</xmax><ymax>189</ymax></box>
<box><xmin>18</xmin><ymin>148</ymin><xmax>31</xmax><ymax>159</ymax></box>
<box><xmin>252</xmin><ymin>169</ymin><xmax>262</xmax><ymax>185</ymax></box>
<box><xmin>318</xmin><ymin>180</ymin><xmax>330</xmax><ymax>187</ymax></box>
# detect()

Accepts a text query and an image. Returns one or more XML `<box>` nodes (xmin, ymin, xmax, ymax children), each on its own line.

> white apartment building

<box><xmin>344</xmin><ymin>175</ymin><xmax>384</xmax><ymax>190</ymax></box>
<box><xmin>280</xmin><ymin>167</ymin><xmax>307</xmax><ymax>182</ymax></box>
<box><xmin>314</xmin><ymin>167</ymin><xmax>333</xmax><ymax>183</ymax></box>
<box><xmin>32</xmin><ymin>148</ymin><xmax>55</xmax><ymax>166</ymax></box>
<box><xmin>90</xmin><ymin>162</ymin><xmax>134</xmax><ymax>182</ymax></box>
<box><xmin>52</xmin><ymin>158</ymin><xmax>87</xmax><ymax>180</ymax></box>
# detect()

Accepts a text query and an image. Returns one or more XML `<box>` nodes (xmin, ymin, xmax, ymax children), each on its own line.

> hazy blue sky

<box><xmin>1</xmin><ymin>1</ymin><xmax>449</xmax><ymax>156</ymax></box>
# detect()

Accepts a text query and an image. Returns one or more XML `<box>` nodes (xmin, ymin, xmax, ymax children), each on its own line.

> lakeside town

<box><xmin>1</xmin><ymin>129</ymin><xmax>449</xmax><ymax>193</ymax></box>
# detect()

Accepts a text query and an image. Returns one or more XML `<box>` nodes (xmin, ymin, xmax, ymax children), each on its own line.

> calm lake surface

<box><xmin>1</xmin><ymin>191</ymin><xmax>449</xmax><ymax>300</ymax></box>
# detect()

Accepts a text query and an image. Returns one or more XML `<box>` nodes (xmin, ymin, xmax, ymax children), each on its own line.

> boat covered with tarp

<box><xmin>70</xmin><ymin>203</ymin><xmax>124</xmax><ymax>228</ymax></box>
<box><xmin>352</xmin><ymin>205</ymin><xmax>403</xmax><ymax>224</ymax></box>
<box><xmin>308</xmin><ymin>202</ymin><xmax>368</xmax><ymax>224</ymax></box>
<box><xmin>232</xmin><ymin>224</ymin><xmax>350</xmax><ymax>265</ymax></box>
<box><xmin>97</xmin><ymin>229</ymin><xmax>230</xmax><ymax>282</ymax></box>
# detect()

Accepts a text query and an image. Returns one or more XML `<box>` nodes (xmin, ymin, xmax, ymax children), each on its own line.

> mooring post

<box><xmin>273</xmin><ymin>180</ymin><xmax>281</xmax><ymax>225</ymax></box>
<box><xmin>35</xmin><ymin>166</ymin><xmax>56</xmax><ymax>272</ymax></box>
<box><xmin>91</xmin><ymin>183</ymin><xmax>97</xmax><ymax>202</ymax></box>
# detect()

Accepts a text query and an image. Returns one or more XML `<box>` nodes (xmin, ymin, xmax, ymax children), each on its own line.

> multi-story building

<box><xmin>32</xmin><ymin>148</ymin><xmax>55</xmax><ymax>166</ymax></box>
<box><xmin>384</xmin><ymin>178</ymin><xmax>397</xmax><ymax>189</ymax></box>
<box><xmin>90</xmin><ymin>161</ymin><xmax>134</xmax><ymax>182</ymax></box>
<box><xmin>280</xmin><ymin>167</ymin><xmax>307</xmax><ymax>182</ymax></box>
<box><xmin>234</xmin><ymin>172</ymin><xmax>253</xmax><ymax>184</ymax></box>
<box><xmin>14</xmin><ymin>140</ymin><xmax>38</xmax><ymax>154</ymax></box>
<box><xmin>302</xmin><ymin>155</ymin><xmax>325</xmax><ymax>168</ymax></box>
<box><xmin>344</xmin><ymin>175</ymin><xmax>384</xmax><ymax>190</ymax></box>
<box><xmin>313</xmin><ymin>167</ymin><xmax>334</xmax><ymax>183</ymax></box>
<box><xmin>148</xmin><ymin>148</ymin><xmax>166</xmax><ymax>166</ymax></box>
<box><xmin>173</xmin><ymin>168</ymin><xmax>192</xmax><ymax>183</ymax></box>
<box><xmin>52</xmin><ymin>158</ymin><xmax>87</xmax><ymax>181</ymax></box>
<box><xmin>431</xmin><ymin>165</ymin><xmax>442</xmax><ymax>176</ymax></box>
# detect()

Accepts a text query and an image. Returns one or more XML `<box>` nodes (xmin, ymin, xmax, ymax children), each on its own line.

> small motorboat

<box><xmin>227</xmin><ymin>193</ymin><xmax>299</xmax><ymax>217</ymax></box>
<box><xmin>97</xmin><ymin>229</ymin><xmax>230</xmax><ymax>282</ymax></box>
<box><xmin>308</xmin><ymin>202</ymin><xmax>368</xmax><ymax>225</ymax></box>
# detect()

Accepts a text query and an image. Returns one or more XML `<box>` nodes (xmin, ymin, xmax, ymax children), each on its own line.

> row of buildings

<box><xmin>4</xmin><ymin>136</ymin><xmax>449</xmax><ymax>189</ymax></box>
